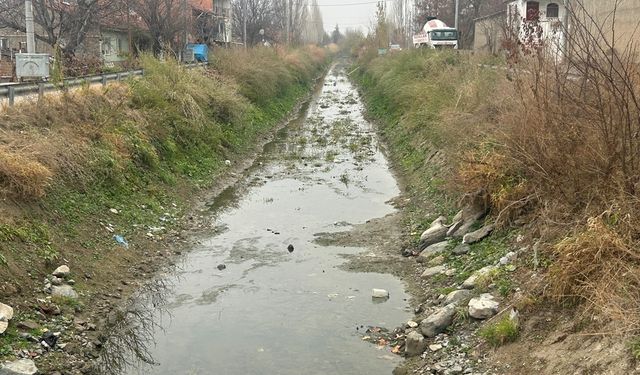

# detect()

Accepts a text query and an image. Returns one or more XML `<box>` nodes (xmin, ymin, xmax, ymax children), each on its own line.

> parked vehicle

<box><xmin>413</xmin><ymin>18</ymin><xmax>458</xmax><ymax>49</ymax></box>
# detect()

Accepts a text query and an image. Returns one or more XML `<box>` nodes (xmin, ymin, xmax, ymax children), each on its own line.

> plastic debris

<box><xmin>113</xmin><ymin>235</ymin><xmax>129</xmax><ymax>249</ymax></box>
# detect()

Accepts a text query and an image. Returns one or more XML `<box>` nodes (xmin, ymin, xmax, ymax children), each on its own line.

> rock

<box><xmin>427</xmin><ymin>255</ymin><xmax>446</xmax><ymax>267</ymax></box>
<box><xmin>287</xmin><ymin>244</ymin><xmax>294</xmax><ymax>253</ymax></box>
<box><xmin>421</xmin><ymin>266</ymin><xmax>446</xmax><ymax>278</ymax></box>
<box><xmin>444</xmin><ymin>290</ymin><xmax>472</xmax><ymax>306</ymax></box>
<box><xmin>420</xmin><ymin>304</ymin><xmax>456</xmax><ymax>337</ymax></box>
<box><xmin>407</xmin><ymin>321</ymin><xmax>419</xmax><ymax>328</ymax></box>
<box><xmin>51</xmin><ymin>285</ymin><xmax>78</xmax><ymax>300</ymax></box>
<box><xmin>419</xmin><ymin>218</ymin><xmax>448</xmax><ymax>250</ymax></box>
<box><xmin>429</xmin><ymin>343</ymin><xmax>443</xmax><ymax>352</ymax></box>
<box><xmin>405</xmin><ymin>331</ymin><xmax>428</xmax><ymax>356</ymax></box>
<box><xmin>448</xmin><ymin>365</ymin><xmax>464</xmax><ymax>375</ymax></box>
<box><xmin>0</xmin><ymin>359</ymin><xmax>38</xmax><ymax>375</ymax></box>
<box><xmin>224</xmin><ymin>160</ymin><xmax>232</xmax><ymax>166</ymax></box>
<box><xmin>0</xmin><ymin>303</ymin><xmax>13</xmax><ymax>334</ymax></box>
<box><xmin>468</xmin><ymin>293</ymin><xmax>499</xmax><ymax>319</ymax></box>
<box><xmin>372</xmin><ymin>289</ymin><xmax>389</xmax><ymax>299</ymax></box>
<box><xmin>67</xmin><ymin>279</ymin><xmax>76</xmax><ymax>285</ymax></box>
<box><xmin>461</xmin><ymin>265</ymin><xmax>496</xmax><ymax>289</ymax></box>
<box><xmin>499</xmin><ymin>251</ymin><xmax>517</xmax><ymax>265</ymax></box>
<box><xmin>52</xmin><ymin>265</ymin><xmax>70</xmax><ymax>278</ymax></box>
<box><xmin>452</xmin><ymin>243</ymin><xmax>470</xmax><ymax>255</ymax></box>
<box><xmin>462</xmin><ymin>225</ymin><xmax>495</xmax><ymax>244</ymax></box>
<box><xmin>417</xmin><ymin>241</ymin><xmax>449</xmax><ymax>262</ymax></box>
<box><xmin>50</xmin><ymin>276</ymin><xmax>63</xmax><ymax>286</ymax></box>
<box><xmin>446</xmin><ymin>220</ymin><xmax>464</xmax><ymax>237</ymax></box>
<box><xmin>0</xmin><ymin>303</ymin><xmax>14</xmax><ymax>321</ymax></box>
<box><xmin>445</xmin><ymin>268</ymin><xmax>457</xmax><ymax>277</ymax></box>
<box><xmin>17</xmin><ymin>321</ymin><xmax>40</xmax><ymax>331</ymax></box>
<box><xmin>216</xmin><ymin>264</ymin><xmax>226</xmax><ymax>271</ymax></box>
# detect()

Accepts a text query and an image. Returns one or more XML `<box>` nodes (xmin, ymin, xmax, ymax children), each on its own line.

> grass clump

<box><xmin>479</xmin><ymin>314</ymin><xmax>519</xmax><ymax>348</ymax></box>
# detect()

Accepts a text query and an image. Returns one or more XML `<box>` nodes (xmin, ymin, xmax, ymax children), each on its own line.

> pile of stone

<box><xmin>44</xmin><ymin>265</ymin><xmax>78</xmax><ymax>300</ymax></box>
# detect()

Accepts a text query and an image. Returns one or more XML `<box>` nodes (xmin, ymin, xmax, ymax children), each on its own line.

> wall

<box><xmin>473</xmin><ymin>11</ymin><xmax>506</xmax><ymax>54</ymax></box>
<box><xmin>580</xmin><ymin>0</ymin><xmax>640</xmax><ymax>53</ymax></box>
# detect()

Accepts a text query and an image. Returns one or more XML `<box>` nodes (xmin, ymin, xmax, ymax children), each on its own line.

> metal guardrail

<box><xmin>0</xmin><ymin>62</ymin><xmax>208</xmax><ymax>106</ymax></box>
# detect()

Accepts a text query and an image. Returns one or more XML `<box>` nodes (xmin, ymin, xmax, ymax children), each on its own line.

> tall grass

<box><xmin>354</xmin><ymin>50</ymin><xmax>505</xmax><ymax>228</ymax></box>
<box><xmin>0</xmin><ymin>46</ymin><xmax>329</xmax><ymax>271</ymax></box>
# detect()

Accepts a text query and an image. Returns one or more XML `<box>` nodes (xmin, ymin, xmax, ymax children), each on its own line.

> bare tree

<box><xmin>133</xmin><ymin>0</ymin><xmax>185</xmax><ymax>54</ymax></box>
<box><xmin>0</xmin><ymin>0</ymin><xmax>124</xmax><ymax>56</ymax></box>
<box><xmin>302</xmin><ymin>0</ymin><xmax>324</xmax><ymax>45</ymax></box>
<box><xmin>232</xmin><ymin>0</ymin><xmax>277</xmax><ymax>45</ymax></box>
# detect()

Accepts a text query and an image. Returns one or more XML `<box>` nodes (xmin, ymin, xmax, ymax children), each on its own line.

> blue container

<box><xmin>187</xmin><ymin>44</ymin><xmax>208</xmax><ymax>62</ymax></box>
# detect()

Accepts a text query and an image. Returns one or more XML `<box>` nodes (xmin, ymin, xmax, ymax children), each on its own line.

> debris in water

<box><xmin>217</xmin><ymin>264</ymin><xmax>226</xmax><ymax>271</ymax></box>
<box><xmin>287</xmin><ymin>244</ymin><xmax>294</xmax><ymax>253</ymax></box>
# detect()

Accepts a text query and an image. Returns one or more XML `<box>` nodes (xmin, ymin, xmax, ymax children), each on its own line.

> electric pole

<box><xmin>454</xmin><ymin>0</ymin><xmax>460</xmax><ymax>30</ymax></box>
<box><xmin>24</xmin><ymin>0</ymin><xmax>35</xmax><ymax>53</ymax></box>
<box><xmin>285</xmin><ymin>0</ymin><xmax>290</xmax><ymax>45</ymax></box>
<box><xmin>243</xmin><ymin>0</ymin><xmax>247</xmax><ymax>48</ymax></box>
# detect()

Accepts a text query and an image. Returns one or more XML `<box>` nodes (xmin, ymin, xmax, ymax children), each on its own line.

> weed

<box><xmin>629</xmin><ymin>337</ymin><xmax>640</xmax><ymax>360</ymax></box>
<box><xmin>339</xmin><ymin>172</ymin><xmax>350</xmax><ymax>186</ymax></box>
<box><xmin>479</xmin><ymin>314</ymin><xmax>519</xmax><ymax>348</ymax></box>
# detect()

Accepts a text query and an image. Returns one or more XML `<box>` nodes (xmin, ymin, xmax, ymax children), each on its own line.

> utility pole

<box><xmin>24</xmin><ymin>0</ymin><xmax>35</xmax><ymax>53</ymax></box>
<box><xmin>285</xmin><ymin>0</ymin><xmax>290</xmax><ymax>45</ymax></box>
<box><xmin>454</xmin><ymin>0</ymin><xmax>460</xmax><ymax>30</ymax></box>
<box><xmin>243</xmin><ymin>0</ymin><xmax>247</xmax><ymax>48</ymax></box>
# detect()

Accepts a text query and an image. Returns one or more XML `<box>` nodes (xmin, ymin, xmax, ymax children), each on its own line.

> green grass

<box><xmin>479</xmin><ymin>314</ymin><xmax>519</xmax><ymax>347</ymax></box>
<box><xmin>353</xmin><ymin>49</ymin><xmax>501</xmax><ymax>235</ymax></box>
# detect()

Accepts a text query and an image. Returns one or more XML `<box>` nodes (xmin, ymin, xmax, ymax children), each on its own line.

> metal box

<box><xmin>15</xmin><ymin>53</ymin><xmax>50</xmax><ymax>80</ymax></box>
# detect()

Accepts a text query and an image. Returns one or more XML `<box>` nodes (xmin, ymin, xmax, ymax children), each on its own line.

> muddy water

<box><xmin>119</xmin><ymin>63</ymin><xmax>410</xmax><ymax>375</ymax></box>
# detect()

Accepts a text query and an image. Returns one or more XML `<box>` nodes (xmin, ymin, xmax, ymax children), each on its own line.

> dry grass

<box><xmin>0</xmin><ymin>147</ymin><xmax>52</xmax><ymax>198</ymax></box>
<box><xmin>455</xmin><ymin>0</ymin><xmax>640</xmax><ymax>335</ymax></box>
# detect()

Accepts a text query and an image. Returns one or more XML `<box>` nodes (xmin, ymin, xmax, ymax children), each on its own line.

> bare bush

<box><xmin>477</xmin><ymin>0</ymin><xmax>640</xmax><ymax>332</ymax></box>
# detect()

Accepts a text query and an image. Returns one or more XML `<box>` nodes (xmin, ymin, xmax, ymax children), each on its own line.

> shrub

<box><xmin>479</xmin><ymin>314</ymin><xmax>519</xmax><ymax>347</ymax></box>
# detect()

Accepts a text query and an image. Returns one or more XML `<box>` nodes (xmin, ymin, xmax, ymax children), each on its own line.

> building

<box><xmin>0</xmin><ymin>0</ymin><xmax>232</xmax><ymax>80</ymax></box>
<box><xmin>473</xmin><ymin>0</ymin><xmax>639</xmax><ymax>58</ymax></box>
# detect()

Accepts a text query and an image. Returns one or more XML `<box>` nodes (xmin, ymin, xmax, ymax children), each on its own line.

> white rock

<box><xmin>372</xmin><ymin>289</ymin><xmax>389</xmax><ymax>299</ymax></box>
<box><xmin>109</xmin><ymin>208</ymin><xmax>119</xmax><ymax>214</ymax></box>
<box><xmin>225</xmin><ymin>160</ymin><xmax>232</xmax><ymax>166</ymax></box>
<box><xmin>51</xmin><ymin>285</ymin><xmax>78</xmax><ymax>300</ymax></box>
<box><xmin>468</xmin><ymin>293</ymin><xmax>500</xmax><ymax>319</ymax></box>
<box><xmin>52</xmin><ymin>265</ymin><xmax>70</xmax><ymax>278</ymax></box>
<box><xmin>0</xmin><ymin>322</ymin><xmax>7</xmax><ymax>335</ymax></box>
<box><xmin>0</xmin><ymin>303</ymin><xmax>14</xmax><ymax>321</ymax></box>
<box><xmin>444</xmin><ymin>290</ymin><xmax>472</xmax><ymax>306</ymax></box>
<box><xmin>421</xmin><ymin>265</ymin><xmax>446</xmax><ymax>278</ymax></box>
<box><xmin>461</xmin><ymin>265</ymin><xmax>496</xmax><ymax>289</ymax></box>
<box><xmin>407</xmin><ymin>321</ymin><xmax>419</xmax><ymax>328</ymax></box>
<box><xmin>429</xmin><ymin>343</ymin><xmax>443</xmax><ymax>352</ymax></box>
<box><xmin>419</xmin><ymin>218</ymin><xmax>448</xmax><ymax>250</ymax></box>
<box><xmin>0</xmin><ymin>359</ymin><xmax>38</xmax><ymax>375</ymax></box>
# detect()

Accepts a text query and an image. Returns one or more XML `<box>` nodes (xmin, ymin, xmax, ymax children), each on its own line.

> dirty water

<box><xmin>108</xmin><ymin>63</ymin><xmax>411</xmax><ymax>375</ymax></box>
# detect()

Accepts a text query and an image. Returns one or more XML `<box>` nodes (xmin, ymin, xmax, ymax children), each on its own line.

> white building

<box><xmin>507</xmin><ymin>0</ymin><xmax>568</xmax><ymax>58</ymax></box>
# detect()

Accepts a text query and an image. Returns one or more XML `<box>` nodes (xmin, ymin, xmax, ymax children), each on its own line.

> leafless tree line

<box><xmin>231</xmin><ymin>0</ymin><xmax>325</xmax><ymax>46</ymax></box>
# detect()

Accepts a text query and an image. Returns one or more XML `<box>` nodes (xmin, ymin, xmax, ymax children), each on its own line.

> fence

<box><xmin>0</xmin><ymin>62</ymin><xmax>208</xmax><ymax>107</ymax></box>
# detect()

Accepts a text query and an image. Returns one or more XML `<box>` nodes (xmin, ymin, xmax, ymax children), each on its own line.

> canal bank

<box><xmin>93</xmin><ymin>61</ymin><xmax>413</xmax><ymax>375</ymax></box>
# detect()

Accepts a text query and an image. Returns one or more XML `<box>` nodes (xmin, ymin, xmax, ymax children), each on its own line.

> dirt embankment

<box><xmin>341</xmin><ymin>49</ymin><xmax>640</xmax><ymax>375</ymax></box>
<box><xmin>0</xmin><ymin>47</ymin><xmax>331</xmax><ymax>374</ymax></box>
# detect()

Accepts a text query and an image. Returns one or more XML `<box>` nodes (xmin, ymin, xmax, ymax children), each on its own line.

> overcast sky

<box><xmin>315</xmin><ymin>0</ymin><xmax>382</xmax><ymax>34</ymax></box>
